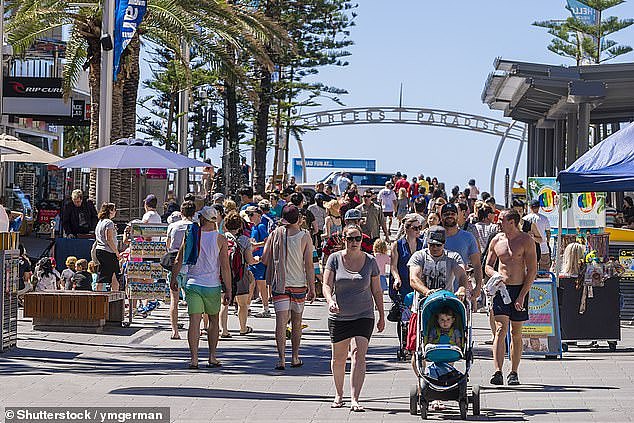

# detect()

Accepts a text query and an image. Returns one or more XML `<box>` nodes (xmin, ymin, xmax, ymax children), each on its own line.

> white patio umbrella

<box><xmin>0</xmin><ymin>133</ymin><xmax>63</xmax><ymax>163</ymax></box>
<box><xmin>54</xmin><ymin>138</ymin><xmax>213</xmax><ymax>169</ymax></box>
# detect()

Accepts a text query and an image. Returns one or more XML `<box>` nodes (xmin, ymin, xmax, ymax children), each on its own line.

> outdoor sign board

<box><xmin>528</xmin><ymin>177</ymin><xmax>606</xmax><ymax>232</ymax></box>
<box><xmin>3</xmin><ymin>77</ymin><xmax>64</xmax><ymax>98</ymax></box>
<box><xmin>619</xmin><ymin>249</ymin><xmax>634</xmax><ymax>281</ymax></box>
<box><xmin>520</xmin><ymin>274</ymin><xmax>562</xmax><ymax>358</ymax></box>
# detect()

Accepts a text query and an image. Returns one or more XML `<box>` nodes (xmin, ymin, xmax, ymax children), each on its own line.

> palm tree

<box><xmin>7</xmin><ymin>0</ymin><xmax>288</xmax><ymax>208</ymax></box>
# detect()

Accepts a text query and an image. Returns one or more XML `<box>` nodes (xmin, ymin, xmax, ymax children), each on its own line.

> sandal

<box><xmin>274</xmin><ymin>364</ymin><xmax>285</xmax><ymax>370</ymax></box>
<box><xmin>170</xmin><ymin>335</ymin><xmax>181</xmax><ymax>340</ymax></box>
<box><xmin>207</xmin><ymin>361</ymin><xmax>222</xmax><ymax>368</ymax></box>
<box><xmin>290</xmin><ymin>359</ymin><xmax>303</xmax><ymax>368</ymax></box>
<box><xmin>188</xmin><ymin>363</ymin><xmax>198</xmax><ymax>369</ymax></box>
<box><xmin>239</xmin><ymin>326</ymin><xmax>253</xmax><ymax>335</ymax></box>
<box><xmin>330</xmin><ymin>399</ymin><xmax>345</xmax><ymax>409</ymax></box>
<box><xmin>220</xmin><ymin>333</ymin><xmax>232</xmax><ymax>338</ymax></box>
<box><xmin>350</xmin><ymin>404</ymin><xmax>365</xmax><ymax>412</ymax></box>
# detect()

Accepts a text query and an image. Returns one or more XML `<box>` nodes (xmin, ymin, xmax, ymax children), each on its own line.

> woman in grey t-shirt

<box><xmin>323</xmin><ymin>224</ymin><xmax>385</xmax><ymax>412</ymax></box>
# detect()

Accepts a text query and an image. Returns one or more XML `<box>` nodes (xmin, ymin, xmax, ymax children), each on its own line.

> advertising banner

<box><xmin>566</xmin><ymin>0</ymin><xmax>597</xmax><ymax>25</ymax></box>
<box><xmin>521</xmin><ymin>275</ymin><xmax>562</xmax><ymax>358</ymax></box>
<box><xmin>528</xmin><ymin>177</ymin><xmax>606</xmax><ymax>231</ymax></box>
<box><xmin>3</xmin><ymin>77</ymin><xmax>64</xmax><ymax>98</ymax></box>
<box><xmin>113</xmin><ymin>0</ymin><xmax>147</xmax><ymax>80</ymax></box>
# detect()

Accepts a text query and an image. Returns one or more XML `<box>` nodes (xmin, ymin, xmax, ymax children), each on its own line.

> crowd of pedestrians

<box><xmin>18</xmin><ymin>170</ymin><xmax>563</xmax><ymax>411</ymax></box>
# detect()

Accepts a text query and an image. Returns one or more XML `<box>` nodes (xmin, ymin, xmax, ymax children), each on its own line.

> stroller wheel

<box><xmin>472</xmin><ymin>385</ymin><xmax>481</xmax><ymax>416</ymax></box>
<box><xmin>409</xmin><ymin>385</ymin><xmax>418</xmax><ymax>415</ymax></box>
<box><xmin>459</xmin><ymin>398</ymin><xmax>468</xmax><ymax>420</ymax></box>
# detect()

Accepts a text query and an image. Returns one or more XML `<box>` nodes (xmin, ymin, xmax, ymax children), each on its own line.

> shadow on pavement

<box><xmin>483</xmin><ymin>383</ymin><xmax>617</xmax><ymax>393</ymax></box>
<box><xmin>0</xmin><ymin>342</ymin><xmax>407</xmax><ymax>377</ymax></box>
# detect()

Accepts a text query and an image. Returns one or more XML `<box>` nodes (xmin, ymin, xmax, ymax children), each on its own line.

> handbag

<box><xmin>160</xmin><ymin>251</ymin><xmax>178</xmax><ymax>271</ymax></box>
<box><xmin>387</xmin><ymin>299</ymin><xmax>403</xmax><ymax>322</ymax></box>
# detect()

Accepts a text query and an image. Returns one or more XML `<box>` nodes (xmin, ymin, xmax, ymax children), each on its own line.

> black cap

<box><xmin>530</xmin><ymin>199</ymin><xmax>541</xmax><ymax>208</ymax></box>
<box><xmin>427</xmin><ymin>225</ymin><xmax>446</xmax><ymax>245</ymax></box>
<box><xmin>441</xmin><ymin>203</ymin><xmax>458</xmax><ymax>215</ymax></box>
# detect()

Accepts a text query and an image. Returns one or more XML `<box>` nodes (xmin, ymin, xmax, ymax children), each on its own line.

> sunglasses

<box><xmin>429</xmin><ymin>243</ymin><xmax>444</xmax><ymax>247</ymax></box>
<box><xmin>408</xmin><ymin>225</ymin><xmax>422</xmax><ymax>231</ymax></box>
<box><xmin>442</xmin><ymin>211</ymin><xmax>457</xmax><ymax>216</ymax></box>
<box><xmin>345</xmin><ymin>235</ymin><xmax>363</xmax><ymax>242</ymax></box>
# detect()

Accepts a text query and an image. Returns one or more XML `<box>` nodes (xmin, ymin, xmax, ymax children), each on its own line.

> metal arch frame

<box><xmin>293</xmin><ymin>106</ymin><xmax>527</xmax><ymax>197</ymax></box>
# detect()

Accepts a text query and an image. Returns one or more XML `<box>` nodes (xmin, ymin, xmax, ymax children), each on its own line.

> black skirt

<box><xmin>328</xmin><ymin>317</ymin><xmax>375</xmax><ymax>343</ymax></box>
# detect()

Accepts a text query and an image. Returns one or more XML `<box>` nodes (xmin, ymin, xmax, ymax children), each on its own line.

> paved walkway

<box><xmin>2</xmin><ymin>295</ymin><xmax>634</xmax><ymax>422</ymax></box>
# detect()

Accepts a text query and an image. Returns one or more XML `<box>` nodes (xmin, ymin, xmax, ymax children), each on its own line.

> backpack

<box><xmin>226</xmin><ymin>233</ymin><xmax>253</xmax><ymax>296</ymax></box>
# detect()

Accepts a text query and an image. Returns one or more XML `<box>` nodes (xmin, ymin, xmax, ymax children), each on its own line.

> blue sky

<box><xmin>142</xmin><ymin>1</ymin><xmax>634</xmax><ymax>199</ymax></box>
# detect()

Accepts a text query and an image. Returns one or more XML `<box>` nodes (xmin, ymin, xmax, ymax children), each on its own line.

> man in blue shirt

<box><xmin>246</xmin><ymin>206</ymin><xmax>271</xmax><ymax>318</ymax></box>
<box><xmin>424</xmin><ymin>203</ymin><xmax>482</xmax><ymax>299</ymax></box>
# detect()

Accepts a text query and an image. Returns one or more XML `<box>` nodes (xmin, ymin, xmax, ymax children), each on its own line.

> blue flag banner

<box><xmin>566</xmin><ymin>0</ymin><xmax>597</xmax><ymax>25</ymax></box>
<box><xmin>113</xmin><ymin>0</ymin><xmax>147</xmax><ymax>80</ymax></box>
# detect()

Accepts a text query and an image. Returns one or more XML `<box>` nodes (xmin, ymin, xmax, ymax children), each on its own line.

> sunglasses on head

<box><xmin>345</xmin><ymin>235</ymin><xmax>363</xmax><ymax>242</ymax></box>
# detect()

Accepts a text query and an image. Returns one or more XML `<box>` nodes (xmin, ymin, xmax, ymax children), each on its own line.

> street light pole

<box><xmin>176</xmin><ymin>39</ymin><xmax>189</xmax><ymax>201</ymax></box>
<box><xmin>96</xmin><ymin>0</ymin><xmax>114</xmax><ymax>207</ymax></box>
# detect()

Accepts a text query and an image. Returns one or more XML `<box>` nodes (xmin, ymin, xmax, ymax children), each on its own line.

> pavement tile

<box><xmin>3</xmin><ymin>297</ymin><xmax>634</xmax><ymax>422</ymax></box>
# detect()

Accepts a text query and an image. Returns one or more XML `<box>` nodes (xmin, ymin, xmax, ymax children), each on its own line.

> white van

<box><xmin>302</xmin><ymin>171</ymin><xmax>393</xmax><ymax>197</ymax></box>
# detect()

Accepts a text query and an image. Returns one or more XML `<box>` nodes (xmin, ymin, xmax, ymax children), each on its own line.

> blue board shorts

<box><xmin>249</xmin><ymin>262</ymin><xmax>266</xmax><ymax>280</ymax></box>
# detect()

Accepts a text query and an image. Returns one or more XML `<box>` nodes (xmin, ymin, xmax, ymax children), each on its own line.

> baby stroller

<box><xmin>409</xmin><ymin>290</ymin><xmax>480</xmax><ymax>420</ymax></box>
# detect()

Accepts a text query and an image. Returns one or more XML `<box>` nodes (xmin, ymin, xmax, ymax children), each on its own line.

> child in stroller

<box><xmin>410</xmin><ymin>290</ymin><xmax>480</xmax><ymax>420</ymax></box>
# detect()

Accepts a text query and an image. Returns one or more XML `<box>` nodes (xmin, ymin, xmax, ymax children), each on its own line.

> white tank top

<box><xmin>285</xmin><ymin>230</ymin><xmax>307</xmax><ymax>287</ymax></box>
<box><xmin>187</xmin><ymin>230</ymin><xmax>221</xmax><ymax>288</ymax></box>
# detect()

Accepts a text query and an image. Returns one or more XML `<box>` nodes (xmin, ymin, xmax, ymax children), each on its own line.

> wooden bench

<box><xmin>24</xmin><ymin>291</ymin><xmax>125</xmax><ymax>333</ymax></box>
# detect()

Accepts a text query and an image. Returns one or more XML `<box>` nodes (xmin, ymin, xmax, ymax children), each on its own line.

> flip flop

<box><xmin>350</xmin><ymin>405</ymin><xmax>365</xmax><ymax>412</ymax></box>
<box><xmin>239</xmin><ymin>326</ymin><xmax>253</xmax><ymax>335</ymax></box>
<box><xmin>188</xmin><ymin>364</ymin><xmax>198</xmax><ymax>369</ymax></box>
<box><xmin>220</xmin><ymin>333</ymin><xmax>232</xmax><ymax>338</ymax></box>
<box><xmin>170</xmin><ymin>335</ymin><xmax>181</xmax><ymax>340</ymax></box>
<box><xmin>207</xmin><ymin>361</ymin><xmax>222</xmax><ymax>368</ymax></box>
<box><xmin>274</xmin><ymin>364</ymin><xmax>285</xmax><ymax>370</ymax></box>
<box><xmin>290</xmin><ymin>360</ymin><xmax>304</xmax><ymax>368</ymax></box>
<box><xmin>330</xmin><ymin>400</ymin><xmax>345</xmax><ymax>409</ymax></box>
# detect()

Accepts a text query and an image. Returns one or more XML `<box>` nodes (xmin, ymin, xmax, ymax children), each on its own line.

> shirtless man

<box><xmin>485</xmin><ymin>209</ymin><xmax>537</xmax><ymax>385</ymax></box>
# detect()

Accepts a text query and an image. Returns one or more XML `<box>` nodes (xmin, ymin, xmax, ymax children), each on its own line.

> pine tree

<box><xmin>534</xmin><ymin>0</ymin><xmax>633</xmax><ymax>64</ymax></box>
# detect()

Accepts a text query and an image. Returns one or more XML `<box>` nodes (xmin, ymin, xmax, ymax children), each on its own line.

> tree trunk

<box><xmin>253</xmin><ymin>66</ymin><xmax>271</xmax><ymax>194</ymax></box>
<box><xmin>88</xmin><ymin>39</ymin><xmax>102</xmax><ymax>202</ymax></box>
<box><xmin>224</xmin><ymin>81</ymin><xmax>241</xmax><ymax>197</ymax></box>
<box><xmin>119</xmin><ymin>34</ymin><xmax>141</xmax><ymax>220</ymax></box>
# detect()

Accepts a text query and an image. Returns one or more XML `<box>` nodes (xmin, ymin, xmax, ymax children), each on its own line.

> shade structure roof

<box><xmin>54</xmin><ymin>138</ymin><xmax>212</xmax><ymax>169</ymax></box>
<box><xmin>557</xmin><ymin>121</ymin><xmax>634</xmax><ymax>193</ymax></box>
<box><xmin>0</xmin><ymin>133</ymin><xmax>62</xmax><ymax>163</ymax></box>
<box><xmin>482</xmin><ymin>59</ymin><xmax>634</xmax><ymax>124</ymax></box>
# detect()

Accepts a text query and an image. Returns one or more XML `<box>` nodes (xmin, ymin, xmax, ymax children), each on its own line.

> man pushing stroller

<box><xmin>406</xmin><ymin>225</ymin><xmax>476</xmax><ymax>416</ymax></box>
<box><xmin>406</xmin><ymin>225</ymin><xmax>469</xmax><ymax>364</ymax></box>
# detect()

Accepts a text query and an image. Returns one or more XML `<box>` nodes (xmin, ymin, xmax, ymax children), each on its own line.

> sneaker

<box><xmin>507</xmin><ymin>371</ymin><xmax>520</xmax><ymax>385</ymax></box>
<box><xmin>254</xmin><ymin>310</ymin><xmax>271</xmax><ymax>318</ymax></box>
<box><xmin>490</xmin><ymin>371</ymin><xmax>503</xmax><ymax>385</ymax></box>
<box><xmin>252</xmin><ymin>298</ymin><xmax>263</xmax><ymax>304</ymax></box>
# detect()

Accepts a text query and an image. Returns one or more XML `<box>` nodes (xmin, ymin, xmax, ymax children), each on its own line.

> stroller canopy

<box><xmin>421</xmin><ymin>290</ymin><xmax>467</xmax><ymax>341</ymax></box>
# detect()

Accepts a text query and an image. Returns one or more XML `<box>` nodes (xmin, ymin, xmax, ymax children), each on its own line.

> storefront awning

<box><xmin>0</xmin><ymin>134</ymin><xmax>63</xmax><ymax>164</ymax></box>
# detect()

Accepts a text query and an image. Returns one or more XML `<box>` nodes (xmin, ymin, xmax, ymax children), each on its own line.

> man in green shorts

<box><xmin>171</xmin><ymin>206</ymin><xmax>232</xmax><ymax>369</ymax></box>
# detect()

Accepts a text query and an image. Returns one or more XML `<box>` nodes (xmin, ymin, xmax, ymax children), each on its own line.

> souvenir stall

<box><xmin>556</xmin><ymin>122</ymin><xmax>634</xmax><ymax>351</ymax></box>
<box><xmin>123</xmin><ymin>222</ymin><xmax>168</xmax><ymax>327</ymax></box>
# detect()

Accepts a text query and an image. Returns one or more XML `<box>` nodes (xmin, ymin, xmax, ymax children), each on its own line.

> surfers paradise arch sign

<box><xmin>294</xmin><ymin>106</ymin><xmax>527</xmax><ymax>197</ymax></box>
